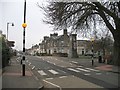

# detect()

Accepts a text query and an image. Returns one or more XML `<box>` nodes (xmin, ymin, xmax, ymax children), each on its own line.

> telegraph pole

<box><xmin>22</xmin><ymin>0</ymin><xmax>27</xmax><ymax>76</ymax></box>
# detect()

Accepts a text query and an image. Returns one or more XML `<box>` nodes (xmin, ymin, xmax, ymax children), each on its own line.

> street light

<box><xmin>91</xmin><ymin>38</ymin><xmax>94</xmax><ymax>66</ymax></box>
<box><xmin>7</xmin><ymin>22</ymin><xmax>14</xmax><ymax>40</ymax></box>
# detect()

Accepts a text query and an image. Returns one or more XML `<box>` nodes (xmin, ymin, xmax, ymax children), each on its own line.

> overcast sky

<box><xmin>0</xmin><ymin>0</ymin><xmax>87</xmax><ymax>50</ymax></box>
<box><xmin>0</xmin><ymin>0</ymin><xmax>57</xmax><ymax>50</ymax></box>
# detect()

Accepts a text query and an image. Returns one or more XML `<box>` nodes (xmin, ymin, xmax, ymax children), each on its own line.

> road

<box><xmin>19</xmin><ymin>55</ymin><xmax>119</xmax><ymax>89</ymax></box>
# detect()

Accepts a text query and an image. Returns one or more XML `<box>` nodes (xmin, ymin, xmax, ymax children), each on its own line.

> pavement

<box><xmin>2</xmin><ymin>56</ymin><xmax>44</xmax><ymax>90</ymax></box>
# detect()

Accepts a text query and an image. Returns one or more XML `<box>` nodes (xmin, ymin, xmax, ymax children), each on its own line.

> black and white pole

<box><xmin>22</xmin><ymin>0</ymin><xmax>27</xmax><ymax>76</ymax></box>
<box><xmin>91</xmin><ymin>40</ymin><xmax>94</xmax><ymax>66</ymax></box>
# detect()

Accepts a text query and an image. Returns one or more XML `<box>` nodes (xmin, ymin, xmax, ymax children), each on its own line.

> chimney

<box><xmin>44</xmin><ymin>36</ymin><xmax>49</xmax><ymax>40</ymax></box>
<box><xmin>63</xmin><ymin>29</ymin><xmax>67</xmax><ymax>35</ymax></box>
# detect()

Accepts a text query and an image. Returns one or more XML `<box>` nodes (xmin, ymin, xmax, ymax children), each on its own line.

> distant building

<box><xmin>40</xmin><ymin>29</ymin><xmax>70</xmax><ymax>55</ymax></box>
<box><xmin>28</xmin><ymin>29</ymin><xmax>93</xmax><ymax>57</ymax></box>
<box><xmin>77</xmin><ymin>40</ymin><xmax>91</xmax><ymax>55</ymax></box>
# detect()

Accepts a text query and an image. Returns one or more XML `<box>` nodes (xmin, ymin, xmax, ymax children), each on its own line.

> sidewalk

<box><xmin>2</xmin><ymin>57</ymin><xmax>44</xmax><ymax>90</ymax></box>
<box><xmin>94</xmin><ymin>62</ymin><xmax>120</xmax><ymax>74</ymax></box>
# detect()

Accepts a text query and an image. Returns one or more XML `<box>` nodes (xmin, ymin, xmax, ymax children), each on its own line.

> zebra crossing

<box><xmin>37</xmin><ymin>66</ymin><xmax>102</xmax><ymax>79</ymax></box>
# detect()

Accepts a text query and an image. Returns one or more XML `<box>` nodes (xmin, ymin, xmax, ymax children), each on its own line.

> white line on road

<box><xmin>71</xmin><ymin>61</ymin><xmax>78</xmax><ymax>64</ymax></box>
<box><xmin>67</xmin><ymin>68</ymin><xmax>80</xmax><ymax>72</ymax></box>
<box><xmin>32</xmin><ymin>66</ymin><xmax>35</xmax><ymax>70</ymax></box>
<box><xmin>76</xmin><ymin>68</ymin><xmax>90</xmax><ymax>72</ymax></box>
<box><xmin>29</xmin><ymin>62</ymin><xmax>31</xmax><ymax>65</ymax></box>
<box><xmin>45</xmin><ymin>78</ymin><xmax>53</xmax><ymax>80</ymax></box>
<box><xmin>48</xmin><ymin>70</ymin><xmax>59</xmax><ymax>75</ymax></box>
<box><xmin>57</xmin><ymin>69</ymin><xmax>66</xmax><ymax>73</ymax></box>
<box><xmin>85</xmin><ymin>68</ymin><xmax>100</xmax><ymax>72</ymax></box>
<box><xmin>59</xmin><ymin>76</ymin><xmax>67</xmax><ymax>78</ymax></box>
<box><xmin>43</xmin><ymin>80</ymin><xmax>62</xmax><ymax>90</ymax></box>
<box><xmin>84</xmin><ymin>73</ymin><xmax>91</xmax><ymax>76</ymax></box>
<box><xmin>96</xmin><ymin>73</ymin><xmax>102</xmax><ymax>75</ymax></box>
<box><xmin>78</xmin><ymin>66</ymin><xmax>83</xmax><ymax>67</ymax></box>
<box><xmin>38</xmin><ymin>70</ymin><xmax>47</xmax><ymax>76</ymax></box>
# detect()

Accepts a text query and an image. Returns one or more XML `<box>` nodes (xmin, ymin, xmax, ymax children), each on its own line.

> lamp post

<box><xmin>22</xmin><ymin>0</ymin><xmax>27</xmax><ymax>76</ymax></box>
<box><xmin>7</xmin><ymin>22</ymin><xmax>14</xmax><ymax>40</ymax></box>
<box><xmin>91</xmin><ymin>38</ymin><xmax>94</xmax><ymax>66</ymax></box>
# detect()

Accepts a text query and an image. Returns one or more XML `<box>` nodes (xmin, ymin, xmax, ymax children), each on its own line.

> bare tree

<box><xmin>40</xmin><ymin>1</ymin><xmax>120</xmax><ymax>66</ymax></box>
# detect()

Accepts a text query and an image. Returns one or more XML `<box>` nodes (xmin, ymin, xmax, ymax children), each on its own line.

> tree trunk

<box><xmin>112</xmin><ymin>32</ymin><xmax>120</xmax><ymax>66</ymax></box>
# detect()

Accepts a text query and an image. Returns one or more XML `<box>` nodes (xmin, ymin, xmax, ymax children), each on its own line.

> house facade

<box><xmin>29</xmin><ymin>29</ymin><xmax>93</xmax><ymax>57</ymax></box>
<box><xmin>39</xmin><ymin>29</ymin><xmax>70</xmax><ymax>55</ymax></box>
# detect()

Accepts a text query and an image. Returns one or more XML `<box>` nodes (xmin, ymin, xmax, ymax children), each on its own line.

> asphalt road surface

<box><xmin>18</xmin><ymin>55</ymin><xmax>119</xmax><ymax>89</ymax></box>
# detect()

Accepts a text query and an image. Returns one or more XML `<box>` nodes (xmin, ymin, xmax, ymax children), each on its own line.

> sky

<box><xmin>0</xmin><ymin>0</ymin><xmax>57</xmax><ymax>50</ymax></box>
<box><xmin>0</xmin><ymin>0</ymin><xmax>87</xmax><ymax>50</ymax></box>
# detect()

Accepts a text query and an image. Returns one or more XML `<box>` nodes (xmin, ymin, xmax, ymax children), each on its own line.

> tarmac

<box><xmin>2</xmin><ymin>56</ymin><xmax>44</xmax><ymax>90</ymax></box>
<box><xmin>1</xmin><ymin>56</ymin><xmax>120</xmax><ymax>90</ymax></box>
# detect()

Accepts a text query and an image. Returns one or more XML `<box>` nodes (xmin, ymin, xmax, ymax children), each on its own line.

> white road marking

<box><xmin>85</xmin><ymin>68</ymin><xmax>100</xmax><ymax>72</ymax></box>
<box><xmin>43</xmin><ymin>80</ymin><xmax>62</xmax><ymax>90</ymax></box>
<box><xmin>84</xmin><ymin>73</ymin><xmax>91</xmax><ymax>76</ymax></box>
<box><xmin>32</xmin><ymin>66</ymin><xmax>35</xmax><ymax>70</ymax></box>
<box><xmin>45</xmin><ymin>78</ymin><xmax>53</xmax><ymax>80</ymax></box>
<box><xmin>76</xmin><ymin>68</ymin><xmax>90</xmax><ymax>72</ymax></box>
<box><xmin>96</xmin><ymin>73</ymin><xmax>102</xmax><ymax>75</ymax></box>
<box><xmin>78</xmin><ymin>66</ymin><xmax>83</xmax><ymax>67</ymax></box>
<box><xmin>71</xmin><ymin>61</ymin><xmax>78</xmax><ymax>64</ymax></box>
<box><xmin>57</xmin><ymin>69</ymin><xmax>66</xmax><ymax>73</ymax></box>
<box><xmin>59</xmin><ymin>76</ymin><xmax>67</xmax><ymax>78</ymax></box>
<box><xmin>38</xmin><ymin>70</ymin><xmax>47</xmax><ymax>76</ymax></box>
<box><xmin>29</xmin><ymin>62</ymin><xmax>31</xmax><ymax>65</ymax></box>
<box><xmin>55</xmin><ymin>59</ymin><xmax>58</xmax><ymax>60</ymax></box>
<box><xmin>48</xmin><ymin>70</ymin><xmax>59</xmax><ymax>75</ymax></box>
<box><xmin>67</xmin><ymin>68</ymin><xmax>80</xmax><ymax>72</ymax></box>
<box><xmin>38</xmin><ymin>68</ymin><xmax>41</xmax><ymax>70</ymax></box>
<box><xmin>47</xmin><ymin>61</ymin><xmax>50</xmax><ymax>63</ymax></box>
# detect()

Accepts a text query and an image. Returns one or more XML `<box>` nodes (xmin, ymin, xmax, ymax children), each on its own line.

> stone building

<box><xmin>77</xmin><ymin>40</ymin><xmax>91</xmax><ymax>55</ymax></box>
<box><xmin>35</xmin><ymin>29</ymin><xmax>92</xmax><ymax>57</ymax></box>
<box><xmin>39</xmin><ymin>29</ymin><xmax>70</xmax><ymax>55</ymax></box>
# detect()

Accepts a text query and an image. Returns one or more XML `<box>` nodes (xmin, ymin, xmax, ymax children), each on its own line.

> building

<box><xmin>77</xmin><ymin>40</ymin><xmax>91</xmax><ymax>55</ymax></box>
<box><xmin>39</xmin><ymin>29</ymin><xmax>70</xmax><ymax>55</ymax></box>
<box><xmin>29</xmin><ymin>29</ymin><xmax>93</xmax><ymax>57</ymax></box>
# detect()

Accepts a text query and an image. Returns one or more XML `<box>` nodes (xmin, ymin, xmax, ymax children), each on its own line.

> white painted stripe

<box><xmin>67</xmin><ymin>68</ymin><xmax>80</xmax><ymax>72</ymax></box>
<box><xmin>59</xmin><ymin>76</ymin><xmax>67</xmax><ymax>78</ymax></box>
<box><xmin>71</xmin><ymin>61</ymin><xmax>78</xmax><ymax>64</ymax></box>
<box><xmin>84</xmin><ymin>73</ymin><xmax>91</xmax><ymax>76</ymax></box>
<box><xmin>38</xmin><ymin>70</ymin><xmax>47</xmax><ymax>76</ymax></box>
<box><xmin>48</xmin><ymin>70</ymin><xmax>59</xmax><ymax>74</ymax></box>
<box><xmin>96</xmin><ymin>73</ymin><xmax>102</xmax><ymax>75</ymax></box>
<box><xmin>29</xmin><ymin>62</ymin><xmax>31</xmax><ymax>65</ymax></box>
<box><xmin>47</xmin><ymin>61</ymin><xmax>50</xmax><ymax>63</ymax></box>
<box><xmin>45</xmin><ymin>78</ymin><xmax>53</xmax><ymax>80</ymax></box>
<box><xmin>76</xmin><ymin>68</ymin><xmax>90</xmax><ymax>72</ymax></box>
<box><xmin>32</xmin><ymin>66</ymin><xmax>35</xmax><ymax>70</ymax></box>
<box><xmin>85</xmin><ymin>68</ymin><xmax>99</xmax><ymax>72</ymax></box>
<box><xmin>78</xmin><ymin>66</ymin><xmax>83</xmax><ymax>67</ymax></box>
<box><xmin>57</xmin><ymin>69</ymin><xmax>66</xmax><ymax>73</ymax></box>
<box><xmin>43</xmin><ymin>80</ymin><xmax>62</xmax><ymax>90</ymax></box>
